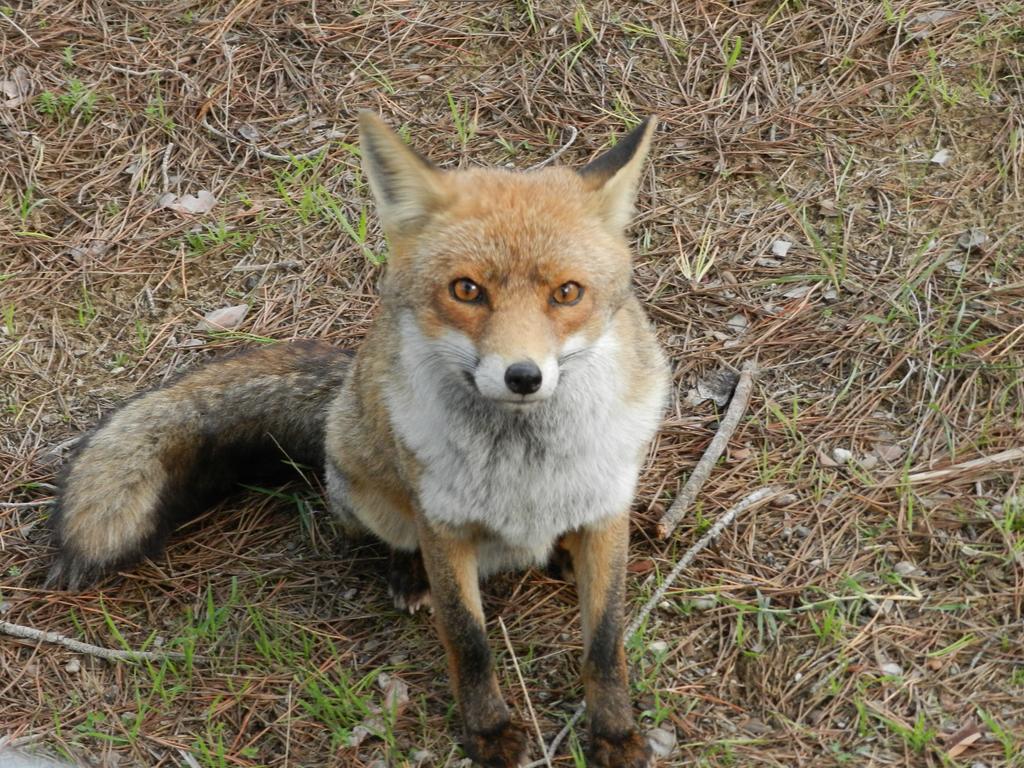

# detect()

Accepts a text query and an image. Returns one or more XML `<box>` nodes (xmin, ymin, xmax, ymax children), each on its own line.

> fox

<box><xmin>49</xmin><ymin>112</ymin><xmax>669</xmax><ymax>768</ymax></box>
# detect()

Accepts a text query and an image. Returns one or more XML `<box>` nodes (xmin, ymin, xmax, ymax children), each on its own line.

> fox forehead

<box><xmin>400</xmin><ymin>167</ymin><xmax>630</xmax><ymax>284</ymax></box>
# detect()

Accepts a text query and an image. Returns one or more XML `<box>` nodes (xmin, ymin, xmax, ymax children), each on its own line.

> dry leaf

<box><xmin>237</xmin><ymin>123</ymin><xmax>260</xmax><ymax>141</ymax></box>
<box><xmin>726</xmin><ymin>313</ymin><xmax>748</xmax><ymax>334</ymax></box>
<box><xmin>2</xmin><ymin>65</ymin><xmax>32</xmax><ymax>103</ymax></box>
<box><xmin>817</xmin><ymin>447</ymin><xmax>839</xmax><ymax>467</ymax></box>
<box><xmin>160</xmin><ymin>190</ymin><xmax>217</xmax><ymax>215</ymax></box>
<box><xmin>944</xmin><ymin>722</ymin><xmax>982</xmax><ymax>759</ymax></box>
<box><xmin>195</xmin><ymin>304</ymin><xmax>249</xmax><ymax>331</ymax></box>
<box><xmin>381</xmin><ymin>675</ymin><xmax>409</xmax><ymax>715</ymax></box>
<box><xmin>627</xmin><ymin>558</ymin><xmax>655</xmax><ymax>575</ymax></box>
<box><xmin>957</xmin><ymin>228</ymin><xmax>988</xmax><ymax>253</ymax></box>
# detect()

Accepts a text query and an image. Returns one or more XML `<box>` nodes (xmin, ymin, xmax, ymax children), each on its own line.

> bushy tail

<box><xmin>49</xmin><ymin>341</ymin><xmax>349</xmax><ymax>589</ymax></box>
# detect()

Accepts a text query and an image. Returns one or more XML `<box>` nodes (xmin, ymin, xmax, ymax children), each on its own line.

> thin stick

<box><xmin>1</xmin><ymin>12</ymin><xmax>39</xmax><ymax>47</ymax></box>
<box><xmin>0</xmin><ymin>620</ymin><xmax>204</xmax><ymax>664</ymax></box>
<box><xmin>498</xmin><ymin>616</ymin><xmax>552</xmax><ymax>768</ymax></box>
<box><xmin>230</xmin><ymin>260</ymin><xmax>302</xmax><ymax>272</ymax></box>
<box><xmin>203</xmin><ymin>116</ymin><xmax>340</xmax><ymax>162</ymax></box>
<box><xmin>0</xmin><ymin>499</ymin><xmax>53</xmax><ymax>508</ymax></box>
<box><xmin>527</xmin><ymin>125</ymin><xmax>578</xmax><ymax>170</ymax></box>
<box><xmin>901</xmin><ymin>447</ymin><xmax>1024</xmax><ymax>484</ymax></box>
<box><xmin>657</xmin><ymin>360</ymin><xmax>758</xmax><ymax>539</ymax></box>
<box><xmin>524</xmin><ymin>485</ymin><xmax>780</xmax><ymax>767</ymax></box>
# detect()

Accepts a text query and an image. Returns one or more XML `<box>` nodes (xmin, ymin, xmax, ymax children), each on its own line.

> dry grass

<box><xmin>2</xmin><ymin>1</ymin><xmax>1023</xmax><ymax>766</ymax></box>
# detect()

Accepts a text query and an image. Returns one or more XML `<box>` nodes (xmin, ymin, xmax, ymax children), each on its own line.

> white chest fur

<box><xmin>386</xmin><ymin>315</ymin><xmax>666</xmax><ymax>575</ymax></box>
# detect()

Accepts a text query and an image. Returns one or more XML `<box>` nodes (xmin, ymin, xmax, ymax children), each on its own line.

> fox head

<box><xmin>359</xmin><ymin>112</ymin><xmax>656</xmax><ymax>408</ymax></box>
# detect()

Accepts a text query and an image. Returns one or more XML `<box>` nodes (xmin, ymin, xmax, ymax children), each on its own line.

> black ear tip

<box><xmin>578</xmin><ymin>116</ymin><xmax>656</xmax><ymax>181</ymax></box>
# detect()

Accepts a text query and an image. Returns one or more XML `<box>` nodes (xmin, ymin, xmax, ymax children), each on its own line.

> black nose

<box><xmin>504</xmin><ymin>361</ymin><xmax>543</xmax><ymax>395</ymax></box>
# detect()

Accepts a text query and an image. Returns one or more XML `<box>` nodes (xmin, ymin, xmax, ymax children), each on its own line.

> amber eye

<box><xmin>451</xmin><ymin>277</ymin><xmax>483</xmax><ymax>303</ymax></box>
<box><xmin>552</xmin><ymin>281</ymin><xmax>584</xmax><ymax>306</ymax></box>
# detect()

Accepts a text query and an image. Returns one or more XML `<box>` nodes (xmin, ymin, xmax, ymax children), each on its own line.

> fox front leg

<box><xmin>562</xmin><ymin>512</ymin><xmax>654</xmax><ymax>768</ymax></box>
<box><xmin>416</xmin><ymin>517</ymin><xmax>529</xmax><ymax>767</ymax></box>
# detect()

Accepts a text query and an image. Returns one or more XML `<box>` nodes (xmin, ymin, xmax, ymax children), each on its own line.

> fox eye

<box><xmin>552</xmin><ymin>281</ymin><xmax>584</xmax><ymax>306</ymax></box>
<box><xmin>451</xmin><ymin>277</ymin><xmax>484</xmax><ymax>303</ymax></box>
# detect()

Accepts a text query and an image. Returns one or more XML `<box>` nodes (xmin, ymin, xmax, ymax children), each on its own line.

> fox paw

<box><xmin>589</xmin><ymin>728</ymin><xmax>655</xmax><ymax>768</ymax></box>
<box><xmin>463</xmin><ymin>721</ymin><xmax>529</xmax><ymax>767</ymax></box>
<box><xmin>387</xmin><ymin>548</ymin><xmax>431</xmax><ymax>614</ymax></box>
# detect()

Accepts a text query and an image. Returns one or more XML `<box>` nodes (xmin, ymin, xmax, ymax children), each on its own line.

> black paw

<box><xmin>589</xmin><ymin>728</ymin><xmax>654</xmax><ymax>768</ymax></box>
<box><xmin>464</xmin><ymin>720</ymin><xmax>529</xmax><ymax>767</ymax></box>
<box><xmin>387</xmin><ymin>548</ymin><xmax>431</xmax><ymax>614</ymax></box>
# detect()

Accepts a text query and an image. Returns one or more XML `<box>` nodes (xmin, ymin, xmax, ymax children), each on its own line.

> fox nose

<box><xmin>504</xmin><ymin>361</ymin><xmax>543</xmax><ymax>395</ymax></box>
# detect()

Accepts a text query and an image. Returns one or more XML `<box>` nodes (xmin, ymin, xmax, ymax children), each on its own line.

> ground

<box><xmin>1</xmin><ymin>1</ymin><xmax>1023</xmax><ymax>766</ymax></box>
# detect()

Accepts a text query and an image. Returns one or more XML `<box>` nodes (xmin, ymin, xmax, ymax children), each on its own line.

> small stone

<box><xmin>930</xmin><ymin>148</ymin><xmax>951</xmax><ymax>166</ymax></box>
<box><xmin>874</xmin><ymin>443</ymin><xmax>904</xmax><ymax>463</ymax></box>
<box><xmin>648</xmin><ymin>640</ymin><xmax>669</xmax><ymax>656</ymax></box>
<box><xmin>859</xmin><ymin>454</ymin><xmax>879</xmax><ymax>470</ymax></box>
<box><xmin>415</xmin><ymin>74</ymin><xmax>434</xmax><ymax>84</ymax></box>
<box><xmin>65</xmin><ymin>658</ymin><xmax>81</xmax><ymax>674</ymax></box>
<box><xmin>832</xmin><ymin>447</ymin><xmax>853</xmax><ymax>464</ymax></box>
<box><xmin>237</xmin><ymin>123</ymin><xmax>260</xmax><ymax>141</ymax></box>
<box><xmin>957</xmin><ymin>229</ymin><xmax>988</xmax><ymax>253</ymax></box>
<box><xmin>823</xmin><ymin>288</ymin><xmax>839</xmax><ymax>302</ymax></box>
<box><xmin>781</xmin><ymin>285</ymin><xmax>813</xmax><ymax>300</ymax></box>
<box><xmin>0</xmin><ymin>601</ymin><xmax>10</xmax><ymax>614</ymax></box>
<box><xmin>726</xmin><ymin>314</ymin><xmax>748</xmax><ymax>334</ymax></box>
<box><xmin>894</xmin><ymin>561</ymin><xmax>927</xmax><ymax>578</ymax></box>
<box><xmin>647</xmin><ymin>727</ymin><xmax>676</xmax><ymax>759</ymax></box>
<box><xmin>411</xmin><ymin>750</ymin><xmax>434</xmax><ymax>765</ymax></box>
<box><xmin>693</xmin><ymin>369</ymin><xmax>740</xmax><ymax>407</ymax></box>
<box><xmin>721</xmin><ymin>270</ymin><xmax>738</xmax><ymax>285</ymax></box>
<box><xmin>692</xmin><ymin>596</ymin><xmax>717</xmax><ymax>611</ymax></box>
<box><xmin>880</xmin><ymin>662</ymin><xmax>903</xmax><ymax>676</ymax></box>
<box><xmin>819</xmin><ymin>199</ymin><xmax>840</xmax><ymax>217</ymax></box>
<box><xmin>771</xmin><ymin>239</ymin><xmax>792</xmax><ymax>257</ymax></box>
<box><xmin>946</xmin><ymin>259</ymin><xmax>964</xmax><ymax>275</ymax></box>
<box><xmin>771</xmin><ymin>493</ymin><xmax>798</xmax><ymax>507</ymax></box>
<box><xmin>794</xmin><ymin>525</ymin><xmax>812</xmax><ymax>539</ymax></box>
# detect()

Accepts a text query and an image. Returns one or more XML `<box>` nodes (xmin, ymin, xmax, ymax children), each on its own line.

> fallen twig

<box><xmin>527</xmin><ymin>125</ymin><xmax>578</xmax><ymax>170</ymax></box>
<box><xmin>202</xmin><ymin>116</ymin><xmax>342</xmax><ymax>162</ymax></box>
<box><xmin>524</xmin><ymin>485</ymin><xmax>780</xmax><ymax>766</ymax></box>
<box><xmin>498</xmin><ymin>617</ymin><xmax>552</xmax><ymax>768</ymax></box>
<box><xmin>0</xmin><ymin>620</ymin><xmax>203</xmax><ymax>664</ymax></box>
<box><xmin>657</xmin><ymin>360</ymin><xmax>758</xmax><ymax>539</ymax></box>
<box><xmin>900</xmin><ymin>447</ymin><xmax>1024</xmax><ymax>485</ymax></box>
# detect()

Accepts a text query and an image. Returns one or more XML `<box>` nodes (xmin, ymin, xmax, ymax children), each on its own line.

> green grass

<box><xmin>446</xmin><ymin>91</ymin><xmax>476</xmax><ymax>148</ymax></box>
<box><xmin>35</xmin><ymin>79</ymin><xmax>98</xmax><ymax>122</ymax></box>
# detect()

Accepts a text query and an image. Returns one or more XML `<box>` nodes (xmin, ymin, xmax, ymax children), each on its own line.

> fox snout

<box><xmin>473</xmin><ymin>353</ymin><xmax>560</xmax><ymax>404</ymax></box>
<box><xmin>504</xmin><ymin>361</ymin><xmax>542</xmax><ymax>395</ymax></box>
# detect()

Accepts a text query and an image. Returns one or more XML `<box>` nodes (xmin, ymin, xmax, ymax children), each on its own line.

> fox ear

<box><xmin>578</xmin><ymin>117</ymin><xmax>657</xmax><ymax>231</ymax></box>
<box><xmin>359</xmin><ymin>111</ymin><xmax>448</xmax><ymax>236</ymax></box>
